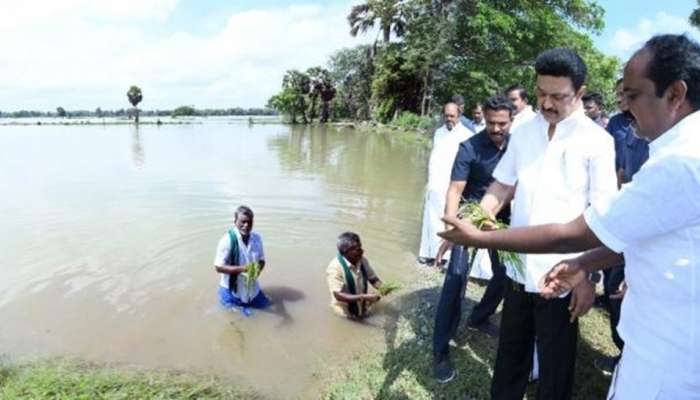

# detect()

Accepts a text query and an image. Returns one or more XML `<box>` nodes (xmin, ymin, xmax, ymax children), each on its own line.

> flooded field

<box><xmin>0</xmin><ymin>120</ymin><xmax>430</xmax><ymax>398</ymax></box>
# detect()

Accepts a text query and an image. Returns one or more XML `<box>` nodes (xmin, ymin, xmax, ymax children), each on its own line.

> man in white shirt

<box><xmin>214</xmin><ymin>205</ymin><xmax>270</xmax><ymax>314</ymax></box>
<box><xmin>418</xmin><ymin>103</ymin><xmax>473</xmax><ymax>265</ymax></box>
<box><xmin>506</xmin><ymin>84</ymin><xmax>537</xmax><ymax>132</ymax></box>
<box><xmin>444</xmin><ymin>48</ymin><xmax>617</xmax><ymax>399</ymax></box>
<box><xmin>439</xmin><ymin>34</ymin><xmax>700</xmax><ymax>400</ymax></box>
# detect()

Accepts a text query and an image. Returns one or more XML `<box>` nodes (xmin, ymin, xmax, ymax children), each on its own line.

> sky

<box><xmin>1</xmin><ymin>0</ymin><xmax>698</xmax><ymax>112</ymax></box>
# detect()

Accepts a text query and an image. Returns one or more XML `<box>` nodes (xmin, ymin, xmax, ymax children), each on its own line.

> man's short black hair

<box><xmin>483</xmin><ymin>95</ymin><xmax>516</xmax><ymax>117</ymax></box>
<box><xmin>451</xmin><ymin>94</ymin><xmax>465</xmax><ymax>106</ymax></box>
<box><xmin>615</xmin><ymin>78</ymin><xmax>623</xmax><ymax>88</ymax></box>
<box><xmin>641</xmin><ymin>34</ymin><xmax>700</xmax><ymax>110</ymax></box>
<box><xmin>505</xmin><ymin>84</ymin><xmax>529</xmax><ymax>103</ymax></box>
<box><xmin>234</xmin><ymin>205</ymin><xmax>254</xmax><ymax>221</ymax></box>
<box><xmin>582</xmin><ymin>92</ymin><xmax>604</xmax><ymax>108</ymax></box>
<box><xmin>337</xmin><ymin>232</ymin><xmax>361</xmax><ymax>254</ymax></box>
<box><xmin>535</xmin><ymin>48</ymin><xmax>587</xmax><ymax>91</ymax></box>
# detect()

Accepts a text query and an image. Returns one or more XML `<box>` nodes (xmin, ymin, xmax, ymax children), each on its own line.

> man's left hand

<box><xmin>438</xmin><ymin>215</ymin><xmax>481</xmax><ymax>245</ymax></box>
<box><xmin>568</xmin><ymin>279</ymin><xmax>595</xmax><ymax>323</ymax></box>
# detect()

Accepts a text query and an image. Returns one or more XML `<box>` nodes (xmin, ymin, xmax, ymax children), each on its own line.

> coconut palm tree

<box><xmin>127</xmin><ymin>86</ymin><xmax>143</xmax><ymax>124</ymax></box>
<box><xmin>348</xmin><ymin>0</ymin><xmax>407</xmax><ymax>43</ymax></box>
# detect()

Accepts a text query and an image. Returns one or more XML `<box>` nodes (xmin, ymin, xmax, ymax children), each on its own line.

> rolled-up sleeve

<box><xmin>584</xmin><ymin>156</ymin><xmax>700</xmax><ymax>253</ymax></box>
<box><xmin>214</xmin><ymin>235</ymin><xmax>230</xmax><ymax>266</ymax></box>
<box><xmin>451</xmin><ymin>142</ymin><xmax>474</xmax><ymax>182</ymax></box>
<box><xmin>587</xmin><ymin>135</ymin><xmax>618</xmax><ymax>214</ymax></box>
<box><xmin>326</xmin><ymin>260</ymin><xmax>345</xmax><ymax>294</ymax></box>
<box><xmin>492</xmin><ymin>137</ymin><xmax>517</xmax><ymax>186</ymax></box>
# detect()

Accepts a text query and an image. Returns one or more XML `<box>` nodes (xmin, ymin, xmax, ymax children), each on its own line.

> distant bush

<box><xmin>171</xmin><ymin>105</ymin><xmax>196</xmax><ymax>117</ymax></box>
<box><xmin>392</xmin><ymin>111</ymin><xmax>434</xmax><ymax>131</ymax></box>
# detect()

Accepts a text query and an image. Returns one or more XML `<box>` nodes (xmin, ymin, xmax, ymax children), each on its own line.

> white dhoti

<box><xmin>419</xmin><ymin>189</ymin><xmax>447</xmax><ymax>259</ymax></box>
<box><xmin>418</xmin><ymin>122</ymin><xmax>472</xmax><ymax>260</ymax></box>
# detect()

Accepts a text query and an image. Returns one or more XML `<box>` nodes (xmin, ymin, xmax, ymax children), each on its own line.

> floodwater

<box><xmin>0</xmin><ymin>119</ymin><xmax>429</xmax><ymax>398</ymax></box>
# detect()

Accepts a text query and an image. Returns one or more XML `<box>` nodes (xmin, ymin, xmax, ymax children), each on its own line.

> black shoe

<box><xmin>417</xmin><ymin>257</ymin><xmax>435</xmax><ymax>265</ymax></box>
<box><xmin>433</xmin><ymin>359</ymin><xmax>456</xmax><ymax>383</ymax></box>
<box><xmin>594</xmin><ymin>356</ymin><xmax>619</xmax><ymax>376</ymax></box>
<box><xmin>467</xmin><ymin>320</ymin><xmax>500</xmax><ymax>338</ymax></box>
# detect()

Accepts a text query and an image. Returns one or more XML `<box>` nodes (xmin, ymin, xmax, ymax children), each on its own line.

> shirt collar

<box><xmin>648</xmin><ymin>109</ymin><xmax>700</xmax><ymax>156</ymax></box>
<box><xmin>535</xmin><ymin>106</ymin><xmax>587</xmax><ymax>141</ymax></box>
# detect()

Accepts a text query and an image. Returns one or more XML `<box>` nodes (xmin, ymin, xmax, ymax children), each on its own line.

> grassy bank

<box><xmin>0</xmin><ymin>359</ymin><xmax>263</xmax><ymax>399</ymax></box>
<box><xmin>322</xmin><ymin>267</ymin><xmax>617</xmax><ymax>400</ymax></box>
<box><xmin>332</xmin><ymin>120</ymin><xmax>433</xmax><ymax>149</ymax></box>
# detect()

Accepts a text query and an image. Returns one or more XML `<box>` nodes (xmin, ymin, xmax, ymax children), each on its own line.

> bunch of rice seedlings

<box><xmin>377</xmin><ymin>281</ymin><xmax>402</xmax><ymax>296</ymax></box>
<box><xmin>245</xmin><ymin>261</ymin><xmax>261</xmax><ymax>295</ymax></box>
<box><xmin>457</xmin><ymin>200</ymin><xmax>525</xmax><ymax>279</ymax></box>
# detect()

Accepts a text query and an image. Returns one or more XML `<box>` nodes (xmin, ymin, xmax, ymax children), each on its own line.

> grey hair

<box><xmin>337</xmin><ymin>231</ymin><xmax>361</xmax><ymax>254</ymax></box>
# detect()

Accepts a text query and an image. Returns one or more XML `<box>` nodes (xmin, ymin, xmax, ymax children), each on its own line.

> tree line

<box><xmin>2</xmin><ymin>85</ymin><xmax>275</xmax><ymax>120</ymax></box>
<box><xmin>267</xmin><ymin>0</ymin><xmax>620</xmax><ymax>124</ymax></box>
<box><xmin>0</xmin><ymin>106</ymin><xmax>276</xmax><ymax>119</ymax></box>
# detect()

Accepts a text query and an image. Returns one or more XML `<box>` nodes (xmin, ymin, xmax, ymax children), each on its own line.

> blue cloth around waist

<box><xmin>218</xmin><ymin>287</ymin><xmax>270</xmax><ymax>309</ymax></box>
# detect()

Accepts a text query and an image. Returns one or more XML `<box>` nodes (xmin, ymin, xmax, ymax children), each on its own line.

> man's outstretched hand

<box><xmin>438</xmin><ymin>215</ymin><xmax>481</xmax><ymax>245</ymax></box>
<box><xmin>539</xmin><ymin>258</ymin><xmax>588</xmax><ymax>299</ymax></box>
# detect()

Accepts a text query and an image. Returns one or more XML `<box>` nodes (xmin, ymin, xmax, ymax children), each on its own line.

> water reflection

<box><xmin>130</xmin><ymin>125</ymin><xmax>145</xmax><ymax>168</ymax></box>
<box><xmin>267</xmin><ymin>124</ymin><xmax>427</xmax><ymax>253</ymax></box>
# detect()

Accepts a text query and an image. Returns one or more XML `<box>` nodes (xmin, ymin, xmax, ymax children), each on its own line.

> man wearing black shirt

<box><xmin>432</xmin><ymin>96</ymin><xmax>515</xmax><ymax>383</ymax></box>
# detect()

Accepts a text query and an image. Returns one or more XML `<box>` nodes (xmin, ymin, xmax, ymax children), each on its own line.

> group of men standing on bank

<box><xmin>417</xmin><ymin>34</ymin><xmax>698</xmax><ymax>400</ymax></box>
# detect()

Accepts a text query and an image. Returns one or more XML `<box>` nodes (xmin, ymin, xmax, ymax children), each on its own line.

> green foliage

<box><xmin>348</xmin><ymin>0</ymin><xmax>408</xmax><ymax>43</ymax></box>
<box><xmin>126</xmin><ymin>86</ymin><xmax>142</xmax><ymax>108</ymax></box>
<box><xmin>270</xmin><ymin>0</ymin><xmax>620</xmax><ymax>124</ymax></box>
<box><xmin>692</xmin><ymin>1</ymin><xmax>700</xmax><ymax>30</ymax></box>
<box><xmin>171</xmin><ymin>105</ymin><xmax>196</xmax><ymax>117</ymax></box>
<box><xmin>392</xmin><ymin>111</ymin><xmax>434</xmax><ymax>131</ymax></box>
<box><xmin>0</xmin><ymin>360</ymin><xmax>261</xmax><ymax>399</ymax></box>
<box><xmin>328</xmin><ymin>45</ymin><xmax>375</xmax><ymax>120</ymax></box>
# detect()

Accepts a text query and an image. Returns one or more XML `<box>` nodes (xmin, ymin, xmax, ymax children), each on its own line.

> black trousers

<box><xmin>491</xmin><ymin>278</ymin><xmax>578</xmax><ymax>400</ymax></box>
<box><xmin>433</xmin><ymin>246</ymin><xmax>506</xmax><ymax>362</ymax></box>
<box><xmin>605</xmin><ymin>265</ymin><xmax>625</xmax><ymax>352</ymax></box>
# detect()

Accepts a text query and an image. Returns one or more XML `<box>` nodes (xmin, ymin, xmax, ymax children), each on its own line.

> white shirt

<box><xmin>493</xmin><ymin>108</ymin><xmax>617</xmax><ymax>291</ymax></box>
<box><xmin>472</xmin><ymin>120</ymin><xmax>486</xmax><ymax>133</ymax></box>
<box><xmin>214</xmin><ymin>229</ymin><xmax>265</xmax><ymax>302</ymax></box>
<box><xmin>427</xmin><ymin>121</ymin><xmax>473</xmax><ymax>194</ymax></box>
<box><xmin>510</xmin><ymin>105</ymin><xmax>536</xmax><ymax>133</ymax></box>
<box><xmin>584</xmin><ymin>110</ymin><xmax>700</xmax><ymax>384</ymax></box>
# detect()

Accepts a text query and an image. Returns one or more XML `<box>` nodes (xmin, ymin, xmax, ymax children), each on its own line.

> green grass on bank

<box><xmin>322</xmin><ymin>268</ymin><xmax>617</xmax><ymax>400</ymax></box>
<box><xmin>0</xmin><ymin>359</ymin><xmax>263</xmax><ymax>400</ymax></box>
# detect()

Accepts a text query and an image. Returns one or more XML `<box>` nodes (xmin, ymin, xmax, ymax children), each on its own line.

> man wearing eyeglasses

<box><xmin>462</xmin><ymin>48</ymin><xmax>618</xmax><ymax>399</ymax></box>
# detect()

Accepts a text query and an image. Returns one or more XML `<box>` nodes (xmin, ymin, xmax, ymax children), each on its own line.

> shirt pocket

<box><xmin>561</xmin><ymin>149</ymin><xmax>589</xmax><ymax>193</ymax></box>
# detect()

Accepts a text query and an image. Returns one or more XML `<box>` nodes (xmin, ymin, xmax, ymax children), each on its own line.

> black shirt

<box><xmin>450</xmin><ymin>130</ymin><xmax>510</xmax><ymax>220</ymax></box>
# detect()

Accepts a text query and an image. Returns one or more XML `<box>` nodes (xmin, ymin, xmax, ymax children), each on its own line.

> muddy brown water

<box><xmin>0</xmin><ymin>120</ymin><xmax>430</xmax><ymax>398</ymax></box>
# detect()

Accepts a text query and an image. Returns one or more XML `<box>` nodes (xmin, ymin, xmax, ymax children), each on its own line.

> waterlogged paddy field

<box><xmin>0</xmin><ymin>120</ymin><xmax>430</xmax><ymax>399</ymax></box>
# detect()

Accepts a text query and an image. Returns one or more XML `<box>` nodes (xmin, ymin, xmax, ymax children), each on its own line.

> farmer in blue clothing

<box><xmin>214</xmin><ymin>205</ymin><xmax>270</xmax><ymax>312</ymax></box>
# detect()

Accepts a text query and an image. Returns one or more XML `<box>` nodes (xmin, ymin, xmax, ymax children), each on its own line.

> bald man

<box><xmin>418</xmin><ymin>102</ymin><xmax>473</xmax><ymax>266</ymax></box>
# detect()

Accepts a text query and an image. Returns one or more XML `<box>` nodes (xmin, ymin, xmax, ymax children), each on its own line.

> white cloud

<box><xmin>607</xmin><ymin>12</ymin><xmax>700</xmax><ymax>59</ymax></box>
<box><xmin>0</xmin><ymin>1</ymin><xmax>373</xmax><ymax>111</ymax></box>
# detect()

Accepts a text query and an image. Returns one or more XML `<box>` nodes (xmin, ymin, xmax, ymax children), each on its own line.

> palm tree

<box><xmin>307</xmin><ymin>68</ymin><xmax>337</xmax><ymax>123</ymax></box>
<box><xmin>127</xmin><ymin>86</ymin><xmax>143</xmax><ymax>124</ymax></box>
<box><xmin>348</xmin><ymin>0</ymin><xmax>407</xmax><ymax>43</ymax></box>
